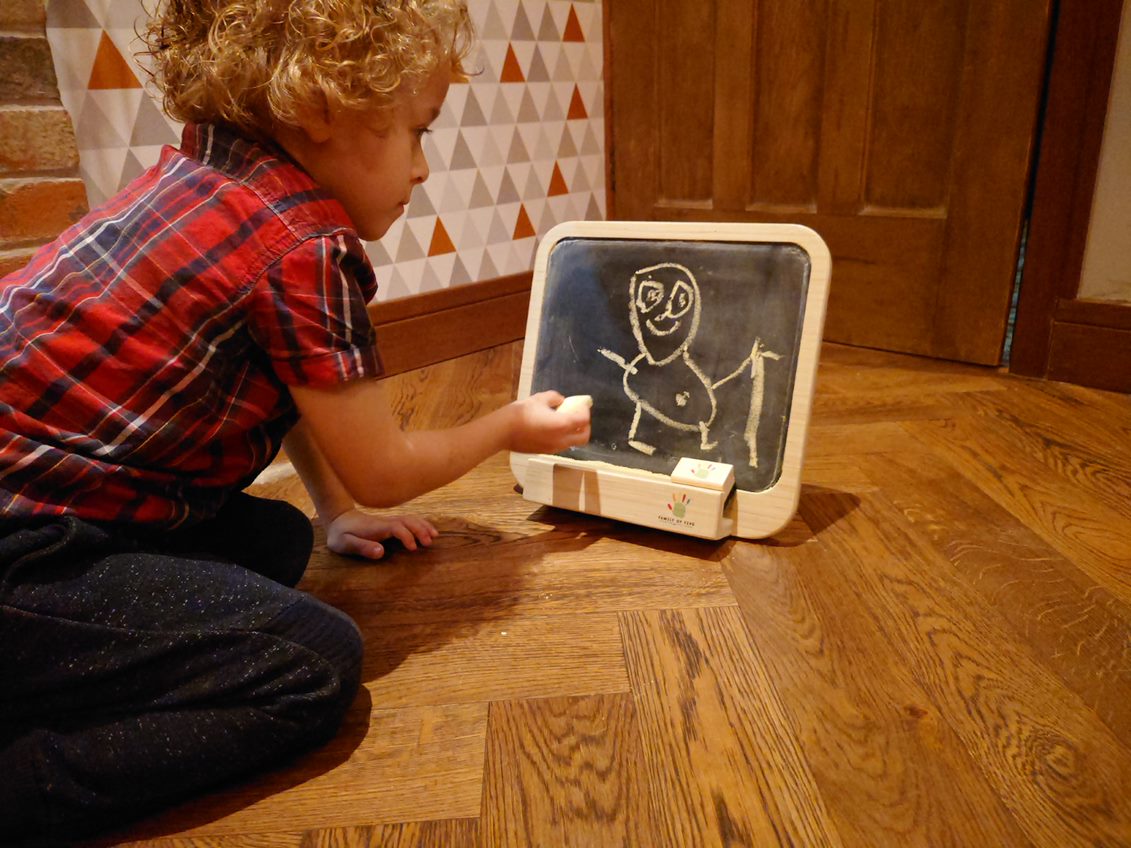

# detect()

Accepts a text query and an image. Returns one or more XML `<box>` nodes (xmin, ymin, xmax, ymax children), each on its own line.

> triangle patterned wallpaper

<box><xmin>45</xmin><ymin>0</ymin><xmax>607</xmax><ymax>302</ymax></box>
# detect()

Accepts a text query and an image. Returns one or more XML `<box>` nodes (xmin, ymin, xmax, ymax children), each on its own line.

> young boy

<box><xmin>0</xmin><ymin>0</ymin><xmax>590</xmax><ymax>839</ymax></box>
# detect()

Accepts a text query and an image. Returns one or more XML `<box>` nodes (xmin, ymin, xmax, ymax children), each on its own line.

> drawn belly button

<box><xmin>675</xmin><ymin>391</ymin><xmax>689</xmax><ymax>407</ymax></box>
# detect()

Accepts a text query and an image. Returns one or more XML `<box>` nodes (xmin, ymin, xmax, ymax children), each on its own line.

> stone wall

<box><xmin>0</xmin><ymin>0</ymin><xmax>88</xmax><ymax>278</ymax></box>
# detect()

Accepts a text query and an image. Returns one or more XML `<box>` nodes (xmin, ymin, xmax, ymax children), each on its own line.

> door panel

<box><xmin>608</xmin><ymin>0</ymin><xmax>1053</xmax><ymax>364</ymax></box>
<box><xmin>866</xmin><ymin>2</ymin><xmax>965</xmax><ymax>210</ymax></box>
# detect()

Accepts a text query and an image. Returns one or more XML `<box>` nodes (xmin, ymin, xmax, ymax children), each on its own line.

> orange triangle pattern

<box><xmin>563</xmin><ymin>6</ymin><xmax>585</xmax><ymax>42</ymax></box>
<box><xmin>428</xmin><ymin>219</ymin><xmax>455</xmax><ymax>255</ymax></box>
<box><xmin>513</xmin><ymin>204</ymin><xmax>536</xmax><ymax>240</ymax></box>
<box><xmin>548</xmin><ymin>163</ymin><xmax>569</xmax><ymax>196</ymax></box>
<box><xmin>567</xmin><ymin>86</ymin><xmax>588</xmax><ymax>120</ymax></box>
<box><xmin>501</xmin><ymin>45</ymin><xmax>525</xmax><ymax>83</ymax></box>
<box><xmin>88</xmin><ymin>32</ymin><xmax>141</xmax><ymax>90</ymax></box>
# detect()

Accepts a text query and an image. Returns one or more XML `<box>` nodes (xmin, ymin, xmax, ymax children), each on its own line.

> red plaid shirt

<box><xmin>0</xmin><ymin>124</ymin><xmax>382</xmax><ymax>528</ymax></box>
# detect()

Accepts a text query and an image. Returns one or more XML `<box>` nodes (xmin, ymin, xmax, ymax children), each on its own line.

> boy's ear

<box><xmin>293</xmin><ymin>109</ymin><xmax>333</xmax><ymax>144</ymax></box>
<box><xmin>293</xmin><ymin>91</ymin><xmax>335</xmax><ymax>143</ymax></box>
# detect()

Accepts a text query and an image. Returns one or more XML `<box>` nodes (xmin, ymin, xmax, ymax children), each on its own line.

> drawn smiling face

<box><xmin>629</xmin><ymin>263</ymin><xmax>701</xmax><ymax>365</ymax></box>
<box><xmin>639</xmin><ymin>278</ymin><xmax>694</xmax><ymax>337</ymax></box>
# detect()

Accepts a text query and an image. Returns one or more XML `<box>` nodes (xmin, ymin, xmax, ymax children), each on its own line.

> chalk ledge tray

<box><xmin>510</xmin><ymin>220</ymin><xmax>832</xmax><ymax>539</ymax></box>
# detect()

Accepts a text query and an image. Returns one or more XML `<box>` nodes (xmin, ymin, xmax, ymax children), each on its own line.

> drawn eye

<box><xmin>668</xmin><ymin>280</ymin><xmax>694</xmax><ymax>318</ymax></box>
<box><xmin>636</xmin><ymin>280</ymin><xmax>665</xmax><ymax>313</ymax></box>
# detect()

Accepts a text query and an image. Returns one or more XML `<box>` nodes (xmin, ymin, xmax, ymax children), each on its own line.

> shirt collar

<box><xmin>178</xmin><ymin>123</ymin><xmax>356</xmax><ymax>232</ymax></box>
<box><xmin>180</xmin><ymin>123</ymin><xmax>296</xmax><ymax>172</ymax></box>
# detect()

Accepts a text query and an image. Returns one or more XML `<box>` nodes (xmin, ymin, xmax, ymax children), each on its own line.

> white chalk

<box><xmin>557</xmin><ymin>394</ymin><xmax>593</xmax><ymax>414</ymax></box>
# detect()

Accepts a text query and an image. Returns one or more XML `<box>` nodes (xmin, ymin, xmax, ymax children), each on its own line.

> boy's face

<box><xmin>283</xmin><ymin>69</ymin><xmax>450</xmax><ymax>241</ymax></box>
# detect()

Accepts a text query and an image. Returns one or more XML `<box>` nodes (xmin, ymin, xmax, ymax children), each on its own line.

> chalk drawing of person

<box><xmin>598</xmin><ymin>262</ymin><xmax>780</xmax><ymax>466</ymax></box>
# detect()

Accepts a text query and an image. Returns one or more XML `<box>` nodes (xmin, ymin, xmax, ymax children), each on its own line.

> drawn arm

<box><xmin>598</xmin><ymin>348</ymin><xmax>635</xmax><ymax>373</ymax></box>
<box><xmin>711</xmin><ymin>339</ymin><xmax>781</xmax><ymax>389</ymax></box>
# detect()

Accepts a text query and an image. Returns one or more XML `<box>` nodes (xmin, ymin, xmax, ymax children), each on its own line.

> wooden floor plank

<box><xmin>809</xmin><ymin>383</ymin><xmax>995</xmax><ymax>425</ymax></box>
<box><xmin>113</xmin><ymin>835</ymin><xmax>305</xmax><ymax>848</ymax></box>
<box><xmin>803</xmin><ymin>493</ymin><xmax>1131</xmax><ymax>846</ymax></box>
<box><xmin>1029</xmin><ymin>378</ymin><xmax>1131</xmax><ymax>442</ymax></box>
<box><xmin>951</xmin><ymin>386</ymin><xmax>1131</xmax><ymax>516</ymax></box>
<box><xmin>620</xmin><ymin>606</ymin><xmax>844</xmax><ymax>847</ymax></box>
<box><xmin>862</xmin><ymin>452</ymin><xmax>1131</xmax><ymax>744</ymax></box>
<box><xmin>290</xmin><ymin>463</ymin><xmax>738</xmax><ymax>626</ymax></box>
<box><xmin>902</xmin><ymin>415</ymin><xmax>1131</xmax><ymax>602</ymax></box>
<box><xmin>358</xmin><ymin>612</ymin><xmax>629</xmax><ymax>707</ymax></box>
<box><xmin>480</xmin><ymin>694</ymin><xmax>657</xmax><ymax>847</ymax></box>
<box><xmin>723</xmin><ymin>534</ymin><xmax>1034</xmax><ymax>847</ymax></box>
<box><xmin>1008</xmin><ymin>379</ymin><xmax>1130</xmax><ymax>454</ymax></box>
<box><xmin>112</xmin><ymin>703</ymin><xmax>487</xmax><ymax>840</ymax></box>
<box><xmin>806</xmin><ymin>421</ymin><xmax>926</xmax><ymax>456</ymax></box>
<box><xmin>800</xmin><ymin>455</ymin><xmax>880</xmax><ymax>494</ymax></box>
<box><xmin>301</xmin><ymin>818</ymin><xmax>479</xmax><ymax>847</ymax></box>
<box><xmin>299</xmin><ymin>543</ymin><xmax>736</xmax><ymax>625</ymax></box>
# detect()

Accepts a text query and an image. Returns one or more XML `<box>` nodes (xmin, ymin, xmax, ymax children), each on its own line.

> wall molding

<box><xmin>1045</xmin><ymin>312</ymin><xmax>1131</xmax><ymax>392</ymax></box>
<box><xmin>1010</xmin><ymin>0</ymin><xmax>1130</xmax><ymax>391</ymax></box>
<box><xmin>369</xmin><ymin>272</ymin><xmax>533</xmax><ymax>376</ymax></box>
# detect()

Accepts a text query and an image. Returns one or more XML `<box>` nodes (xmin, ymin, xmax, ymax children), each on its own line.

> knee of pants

<box><xmin>232</xmin><ymin>496</ymin><xmax>314</xmax><ymax>586</ymax></box>
<box><xmin>269</xmin><ymin>501</ymin><xmax>316</xmax><ymax>587</ymax></box>
<box><xmin>171</xmin><ymin>493</ymin><xmax>316</xmax><ymax>587</ymax></box>
<box><xmin>315</xmin><ymin>602</ymin><xmax>363</xmax><ymax>700</ymax></box>
<box><xmin>268</xmin><ymin>595</ymin><xmax>364</xmax><ymax>718</ymax></box>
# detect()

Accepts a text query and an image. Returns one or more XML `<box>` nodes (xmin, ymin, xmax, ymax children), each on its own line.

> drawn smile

<box><xmin>646</xmin><ymin>318</ymin><xmax>681</xmax><ymax>336</ymax></box>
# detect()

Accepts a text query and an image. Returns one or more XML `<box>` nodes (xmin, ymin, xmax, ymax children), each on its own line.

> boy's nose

<box><xmin>413</xmin><ymin>148</ymin><xmax>430</xmax><ymax>184</ymax></box>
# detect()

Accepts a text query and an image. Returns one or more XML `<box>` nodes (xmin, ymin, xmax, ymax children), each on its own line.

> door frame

<box><xmin>1011</xmin><ymin>0</ymin><xmax>1131</xmax><ymax>392</ymax></box>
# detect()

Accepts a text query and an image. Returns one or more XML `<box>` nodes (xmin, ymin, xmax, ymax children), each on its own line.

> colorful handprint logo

<box><xmin>668</xmin><ymin>493</ymin><xmax>691</xmax><ymax>518</ymax></box>
<box><xmin>693</xmin><ymin>462</ymin><xmax>714</xmax><ymax>479</ymax></box>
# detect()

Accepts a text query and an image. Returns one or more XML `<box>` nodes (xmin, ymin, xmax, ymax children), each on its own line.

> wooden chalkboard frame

<box><xmin>511</xmin><ymin>221</ymin><xmax>831</xmax><ymax>539</ymax></box>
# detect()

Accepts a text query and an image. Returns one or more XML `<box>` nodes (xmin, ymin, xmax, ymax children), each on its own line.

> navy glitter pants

<box><xmin>0</xmin><ymin>494</ymin><xmax>363</xmax><ymax>841</ymax></box>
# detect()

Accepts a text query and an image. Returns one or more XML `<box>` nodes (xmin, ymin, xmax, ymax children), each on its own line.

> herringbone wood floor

<box><xmin>89</xmin><ymin>341</ymin><xmax>1131</xmax><ymax>847</ymax></box>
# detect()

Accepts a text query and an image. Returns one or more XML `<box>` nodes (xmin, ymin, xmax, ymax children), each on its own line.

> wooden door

<box><xmin>606</xmin><ymin>0</ymin><xmax>1053</xmax><ymax>364</ymax></box>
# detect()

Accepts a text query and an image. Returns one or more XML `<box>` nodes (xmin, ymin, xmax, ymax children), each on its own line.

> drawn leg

<box><xmin>698</xmin><ymin>422</ymin><xmax>717</xmax><ymax>451</ymax></box>
<box><xmin>627</xmin><ymin>403</ymin><xmax>655</xmax><ymax>455</ymax></box>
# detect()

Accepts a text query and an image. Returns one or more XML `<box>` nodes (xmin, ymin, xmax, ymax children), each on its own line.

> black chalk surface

<box><xmin>529</xmin><ymin>236</ymin><xmax>811</xmax><ymax>492</ymax></box>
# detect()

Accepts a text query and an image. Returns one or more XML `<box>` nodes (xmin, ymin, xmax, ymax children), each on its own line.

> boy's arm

<box><xmin>282</xmin><ymin>418</ymin><xmax>356</xmax><ymax>524</ymax></box>
<box><xmin>290</xmin><ymin>378</ymin><xmax>590</xmax><ymax>509</ymax></box>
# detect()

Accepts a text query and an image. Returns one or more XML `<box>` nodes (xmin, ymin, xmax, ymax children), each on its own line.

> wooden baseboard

<box><xmin>369</xmin><ymin>273</ymin><xmax>533</xmax><ymax>376</ymax></box>
<box><xmin>1015</xmin><ymin>298</ymin><xmax>1131</xmax><ymax>393</ymax></box>
<box><xmin>1054</xmin><ymin>298</ymin><xmax>1131</xmax><ymax>332</ymax></box>
<box><xmin>1046</xmin><ymin>317</ymin><xmax>1131</xmax><ymax>393</ymax></box>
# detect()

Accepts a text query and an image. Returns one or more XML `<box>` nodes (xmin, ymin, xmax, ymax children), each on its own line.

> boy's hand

<box><xmin>325</xmin><ymin>508</ymin><xmax>439</xmax><ymax>560</ymax></box>
<box><xmin>509</xmin><ymin>390</ymin><xmax>592</xmax><ymax>454</ymax></box>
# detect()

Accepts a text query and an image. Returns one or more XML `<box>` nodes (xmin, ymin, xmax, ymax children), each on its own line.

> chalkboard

<box><xmin>513</xmin><ymin>221</ymin><xmax>831</xmax><ymax>538</ymax></box>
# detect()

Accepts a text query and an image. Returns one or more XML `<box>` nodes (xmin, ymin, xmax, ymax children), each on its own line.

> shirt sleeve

<box><xmin>247</xmin><ymin>232</ymin><xmax>384</xmax><ymax>388</ymax></box>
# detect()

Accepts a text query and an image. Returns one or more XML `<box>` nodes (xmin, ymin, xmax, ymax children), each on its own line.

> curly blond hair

<box><xmin>142</xmin><ymin>0</ymin><xmax>474</xmax><ymax>134</ymax></box>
